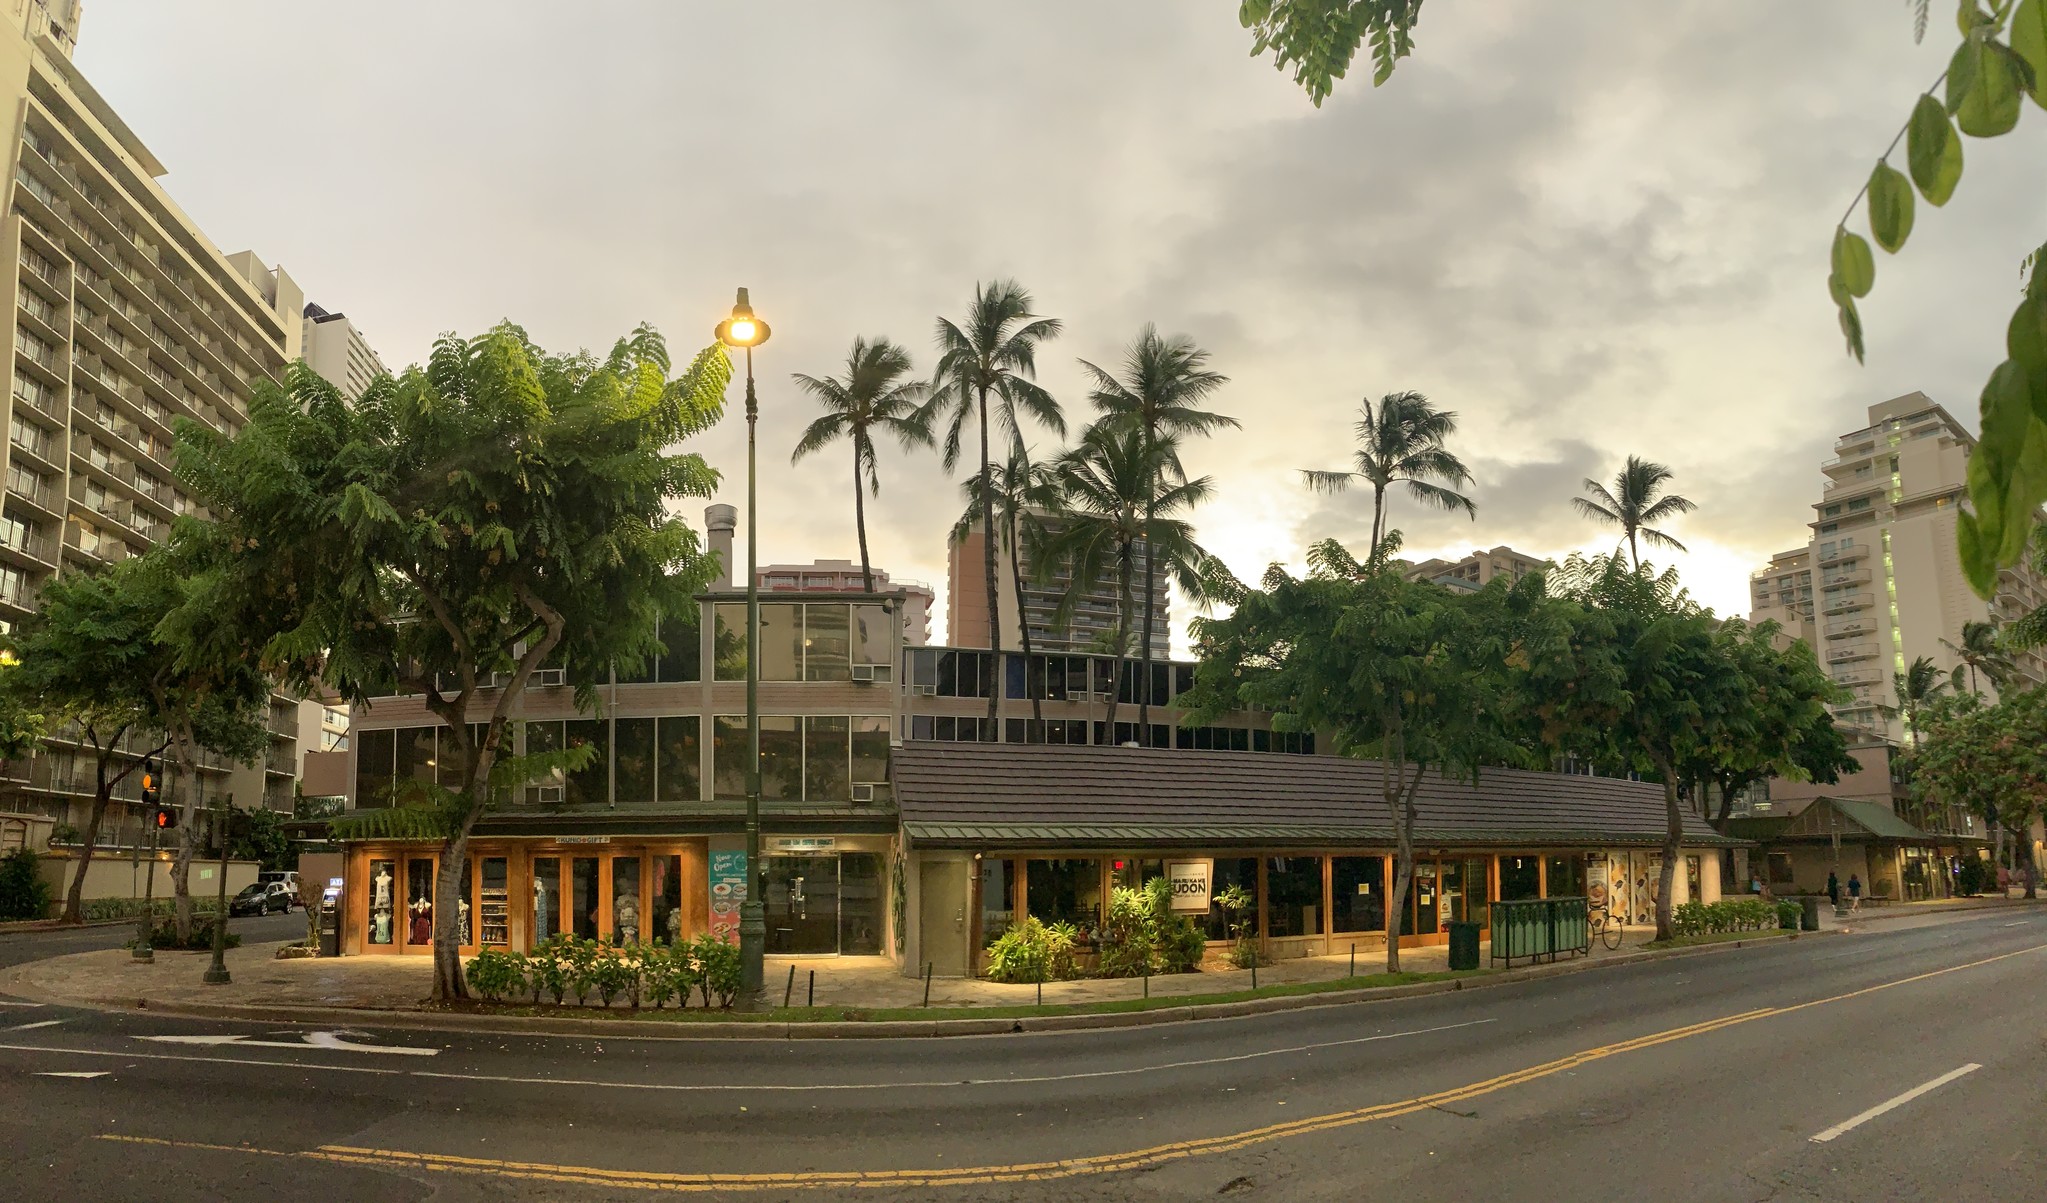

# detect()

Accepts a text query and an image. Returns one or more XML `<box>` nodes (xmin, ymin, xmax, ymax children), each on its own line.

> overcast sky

<box><xmin>75</xmin><ymin>3</ymin><xmax>2047</xmax><ymax>649</ymax></box>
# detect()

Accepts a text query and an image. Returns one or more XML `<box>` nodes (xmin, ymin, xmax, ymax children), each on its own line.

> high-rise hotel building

<box><xmin>1749</xmin><ymin>393</ymin><xmax>2047</xmax><ymax>743</ymax></box>
<box><xmin>0</xmin><ymin>12</ymin><xmax>308</xmax><ymax>842</ymax></box>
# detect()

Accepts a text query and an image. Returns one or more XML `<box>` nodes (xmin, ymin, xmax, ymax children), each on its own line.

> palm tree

<box><xmin>1893</xmin><ymin>654</ymin><xmax>1948</xmax><ymax>748</ymax></box>
<box><xmin>1302</xmin><ymin>391</ymin><xmax>1475</xmax><ymax>554</ymax></box>
<box><xmin>952</xmin><ymin>445</ymin><xmax>1061</xmax><ymax>729</ymax></box>
<box><xmin>1041</xmin><ymin>422</ymin><xmax>1225</xmax><ymax>744</ymax></box>
<box><xmin>1574</xmin><ymin>456</ymin><xmax>1696</xmax><ymax>568</ymax></box>
<box><xmin>926</xmin><ymin>281</ymin><xmax>1064</xmax><ymax>728</ymax></box>
<box><xmin>1942</xmin><ymin>620</ymin><xmax>2016</xmax><ymax>697</ymax></box>
<box><xmin>790</xmin><ymin>337</ymin><xmax>932</xmax><ymax>592</ymax></box>
<box><xmin>1082</xmin><ymin>325</ymin><xmax>1237</xmax><ymax>744</ymax></box>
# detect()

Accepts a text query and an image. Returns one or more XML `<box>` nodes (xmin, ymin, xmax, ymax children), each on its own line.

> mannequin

<box><xmin>373</xmin><ymin>866</ymin><xmax>393</xmax><ymax>909</ymax></box>
<box><xmin>615</xmin><ymin>889</ymin><xmax>640</xmax><ymax>945</ymax></box>
<box><xmin>409</xmin><ymin>893</ymin><xmax>432</xmax><ymax>945</ymax></box>
<box><xmin>457</xmin><ymin>895</ymin><xmax>472</xmax><ymax>945</ymax></box>
<box><xmin>533</xmin><ymin>877</ymin><xmax>551</xmax><ymax>941</ymax></box>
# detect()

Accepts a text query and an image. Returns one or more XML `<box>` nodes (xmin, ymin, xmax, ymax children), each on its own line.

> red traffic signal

<box><xmin>151</xmin><ymin>804</ymin><xmax>176</xmax><ymax>830</ymax></box>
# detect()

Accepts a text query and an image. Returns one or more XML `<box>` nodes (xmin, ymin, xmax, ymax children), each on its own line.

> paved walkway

<box><xmin>6</xmin><ymin>894</ymin><xmax>2031</xmax><ymax>1016</ymax></box>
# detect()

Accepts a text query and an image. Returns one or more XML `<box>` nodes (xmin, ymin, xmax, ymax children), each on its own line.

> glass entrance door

<box><xmin>764</xmin><ymin>854</ymin><xmax>840</xmax><ymax>954</ymax></box>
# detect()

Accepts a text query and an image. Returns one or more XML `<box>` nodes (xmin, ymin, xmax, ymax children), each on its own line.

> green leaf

<box><xmin>1238</xmin><ymin>0</ymin><xmax>1271</xmax><ymax>28</ymax></box>
<box><xmin>1827</xmin><ymin>272</ymin><xmax>1851</xmax><ymax>306</ymax></box>
<box><xmin>1948</xmin><ymin>37</ymin><xmax>2024</xmax><ymax>136</ymax></box>
<box><xmin>2015</xmin><ymin>0</ymin><xmax>2047</xmax><ymax>109</ymax></box>
<box><xmin>1968</xmin><ymin>359</ymin><xmax>2047</xmax><ymax>571</ymax></box>
<box><xmin>1837</xmin><ymin>297</ymin><xmax>1866</xmax><ymax>364</ymax></box>
<box><xmin>1831</xmin><ymin>228</ymin><xmax>1874</xmax><ymax>297</ymax></box>
<box><xmin>1866</xmin><ymin>161</ymin><xmax>1916</xmax><ymax>253</ymax></box>
<box><xmin>2008</xmin><ymin>290</ymin><xmax>2047</xmax><ymax>381</ymax></box>
<box><xmin>1956</xmin><ymin>511</ymin><xmax>1997</xmax><ymax>601</ymax></box>
<box><xmin>1906</xmin><ymin>93</ymin><xmax>1964</xmax><ymax>205</ymax></box>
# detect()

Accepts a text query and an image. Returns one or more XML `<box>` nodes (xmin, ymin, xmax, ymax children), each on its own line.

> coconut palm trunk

<box><xmin>852</xmin><ymin>439</ymin><xmax>874</xmax><ymax>593</ymax></box>
<box><xmin>1008</xmin><ymin>510</ymin><xmax>1042</xmax><ymax>729</ymax></box>
<box><xmin>1105</xmin><ymin>545</ymin><xmax>1134</xmax><ymax>742</ymax></box>
<box><xmin>977</xmin><ymin>382</ymin><xmax>1001</xmax><ymax>733</ymax></box>
<box><xmin>1137</xmin><ymin>504</ymin><xmax>1157</xmax><ymax>745</ymax></box>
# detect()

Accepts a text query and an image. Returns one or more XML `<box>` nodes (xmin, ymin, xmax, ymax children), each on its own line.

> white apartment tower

<box><xmin>1749</xmin><ymin>393</ymin><xmax>2047</xmax><ymax>741</ymax></box>
<box><xmin>0</xmin><ymin>21</ymin><xmax>306</xmax><ymax>840</ymax></box>
<box><xmin>301</xmin><ymin>301</ymin><xmax>385</xmax><ymax>402</ymax></box>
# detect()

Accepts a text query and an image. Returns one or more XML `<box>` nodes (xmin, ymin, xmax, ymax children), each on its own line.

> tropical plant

<box><xmin>925</xmin><ymin>280</ymin><xmax>1065</xmax><ymax>727</ymax></box>
<box><xmin>643</xmin><ymin>944</ymin><xmax>683</xmax><ymax>1009</ymax></box>
<box><xmin>1042</xmin><ymin>422</ymin><xmax>1228</xmax><ymax>741</ymax></box>
<box><xmin>591</xmin><ymin>947</ymin><xmax>636</xmax><ymax>1007</ymax></box>
<box><xmin>691</xmin><ymin>930</ymin><xmax>743</xmax><ymax>1007</ymax></box>
<box><xmin>1301</xmin><ymin>390</ymin><xmax>1474</xmax><ymax>556</ymax></box>
<box><xmin>529</xmin><ymin>935</ymin><xmax>570</xmax><ymax>1004</ymax></box>
<box><xmin>1894</xmin><ymin>654</ymin><xmax>1952</xmax><ymax>747</ymax></box>
<box><xmin>953</xmin><ymin>446</ymin><xmax>1062</xmax><ymax>727</ymax></box>
<box><xmin>1679</xmin><ymin>620</ymin><xmax>1857</xmax><ymax>826</ymax></box>
<box><xmin>1573</xmin><ymin>456</ymin><xmax>1697</xmax><ymax>568</ymax></box>
<box><xmin>167</xmin><ymin>326</ymin><xmax>729</xmax><ymax>1000</ymax></box>
<box><xmin>0</xmin><ymin>848</ymin><xmax>50</xmax><ymax>921</ymax></box>
<box><xmin>1912</xmin><ymin>687</ymin><xmax>2047</xmax><ymax>898</ymax></box>
<box><xmin>983</xmin><ymin>915</ymin><xmax>1079</xmax><ymax>983</ymax></box>
<box><xmin>564</xmin><ymin>936</ymin><xmax>600</xmax><ymax>1005</ymax></box>
<box><xmin>463</xmin><ymin>949</ymin><xmax>527</xmax><ymax>1003</ymax></box>
<box><xmin>1212</xmin><ymin>882</ymin><xmax>1263</xmax><ymax>968</ymax></box>
<box><xmin>1083</xmin><ymin>326</ymin><xmax>1239</xmax><ymax>742</ymax></box>
<box><xmin>1943</xmin><ymin>619</ymin><xmax>2017</xmax><ymax>696</ymax></box>
<box><xmin>790</xmin><ymin>336</ymin><xmax>933</xmax><ymax>592</ymax></box>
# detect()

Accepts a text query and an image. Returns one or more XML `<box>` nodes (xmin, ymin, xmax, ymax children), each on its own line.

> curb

<box><xmin>6</xmin><ymin>928</ymin><xmax>1837</xmax><ymax>1040</ymax></box>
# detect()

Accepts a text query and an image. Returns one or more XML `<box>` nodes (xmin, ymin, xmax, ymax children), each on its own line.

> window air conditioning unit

<box><xmin>526</xmin><ymin>784</ymin><xmax>564</xmax><ymax>805</ymax></box>
<box><xmin>911</xmin><ymin>683</ymin><xmax>937</xmax><ymax>696</ymax></box>
<box><xmin>532</xmin><ymin>668</ymin><xmax>566</xmax><ymax>688</ymax></box>
<box><xmin>851</xmin><ymin>664</ymin><xmax>875</xmax><ymax>682</ymax></box>
<box><xmin>850</xmin><ymin>782</ymin><xmax>876</xmax><ymax>803</ymax></box>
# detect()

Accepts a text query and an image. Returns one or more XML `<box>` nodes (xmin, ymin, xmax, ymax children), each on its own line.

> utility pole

<box><xmin>202</xmin><ymin>796</ymin><xmax>232</xmax><ymax>985</ymax></box>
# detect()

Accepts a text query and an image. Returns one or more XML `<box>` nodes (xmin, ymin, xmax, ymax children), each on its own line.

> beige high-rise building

<box><xmin>1749</xmin><ymin>392</ymin><xmax>2047</xmax><ymax>743</ymax></box>
<box><xmin>946</xmin><ymin>514</ymin><xmax>1169</xmax><ymax>657</ymax></box>
<box><xmin>1403</xmin><ymin>544</ymin><xmax>1549</xmax><ymax>592</ymax></box>
<box><xmin>301</xmin><ymin>300</ymin><xmax>385</xmax><ymax>402</ymax></box>
<box><xmin>759</xmin><ymin>558</ymin><xmax>933</xmax><ymax>646</ymax></box>
<box><xmin>0</xmin><ymin>22</ymin><xmax>305</xmax><ymax>847</ymax></box>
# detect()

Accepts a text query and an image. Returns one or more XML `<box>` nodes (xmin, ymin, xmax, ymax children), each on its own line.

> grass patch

<box><xmin>430</xmin><ymin>968</ymin><xmax>1491</xmax><ymax>1025</ymax></box>
<box><xmin>1642</xmin><ymin>928</ymin><xmax>1797</xmax><ymax>950</ymax></box>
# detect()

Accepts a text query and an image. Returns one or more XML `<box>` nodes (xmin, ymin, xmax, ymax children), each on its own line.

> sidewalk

<box><xmin>4</xmin><ymin>924</ymin><xmax>1674</xmax><ymax>1016</ymax></box>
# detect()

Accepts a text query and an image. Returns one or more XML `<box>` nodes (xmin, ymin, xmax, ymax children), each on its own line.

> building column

<box><xmin>1255</xmin><ymin>856</ymin><xmax>1269</xmax><ymax>948</ymax></box>
<box><xmin>1320</xmin><ymin>855</ymin><xmax>1334</xmax><ymax>955</ymax></box>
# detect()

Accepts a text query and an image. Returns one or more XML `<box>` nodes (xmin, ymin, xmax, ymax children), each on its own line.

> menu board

<box><xmin>709</xmin><ymin>850</ymin><xmax>746</xmax><ymax>945</ymax></box>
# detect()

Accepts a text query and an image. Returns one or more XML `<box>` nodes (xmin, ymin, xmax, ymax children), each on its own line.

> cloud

<box><xmin>73</xmin><ymin>1</ymin><xmax>2047</xmax><ymax>645</ymax></box>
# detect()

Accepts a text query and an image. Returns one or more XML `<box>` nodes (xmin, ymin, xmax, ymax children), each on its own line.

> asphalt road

<box><xmin>0</xmin><ymin>907</ymin><xmax>2040</xmax><ymax>1202</ymax></box>
<box><xmin>0</xmin><ymin>910</ymin><xmax>306</xmax><ymax>969</ymax></box>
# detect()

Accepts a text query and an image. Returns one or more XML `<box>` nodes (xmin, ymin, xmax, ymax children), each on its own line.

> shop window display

<box><xmin>369</xmin><ymin>858</ymin><xmax>396</xmax><ymax>945</ymax></box>
<box><xmin>1203</xmin><ymin>857</ymin><xmax>1258</xmax><ymax>941</ymax></box>
<box><xmin>979</xmin><ymin>857</ymin><xmax>1016</xmax><ymax>946</ymax></box>
<box><xmin>479</xmin><ymin>858</ymin><xmax>509</xmax><ymax>947</ymax></box>
<box><xmin>533</xmin><ymin>857</ymin><xmax>562</xmax><ymax>942</ymax></box>
<box><xmin>1499</xmin><ymin>855</ymin><xmax>1541</xmax><ymax>901</ymax></box>
<box><xmin>1264</xmin><ymin>857</ymin><xmax>1322</xmax><ymax>937</ymax></box>
<box><xmin>406</xmin><ymin>859</ymin><xmax>435</xmax><ymax>945</ymax></box>
<box><xmin>613</xmin><ymin>857</ymin><xmax>642</xmax><ymax>943</ymax></box>
<box><xmin>839</xmin><ymin>853</ymin><xmax>882</xmax><ymax>955</ymax></box>
<box><xmin>650</xmin><ymin>854</ymin><xmax>684</xmax><ymax>945</ymax></box>
<box><xmin>571</xmin><ymin>857</ymin><xmax>600</xmax><ymax>940</ymax></box>
<box><xmin>1331</xmin><ymin>856</ymin><xmax>1384</xmax><ymax>932</ymax></box>
<box><xmin>1028</xmin><ymin>858</ymin><xmax>1103</xmax><ymax>939</ymax></box>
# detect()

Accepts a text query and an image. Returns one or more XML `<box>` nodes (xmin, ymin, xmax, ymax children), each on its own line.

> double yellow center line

<box><xmin>94</xmin><ymin>942</ymin><xmax>2044</xmax><ymax>1192</ymax></box>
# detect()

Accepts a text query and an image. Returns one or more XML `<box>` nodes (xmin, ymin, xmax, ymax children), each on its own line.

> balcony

<box><xmin>8</xmin><ymin>426</ymin><xmax>62</xmax><ymax>470</ymax></box>
<box><xmin>1821</xmin><ymin>591</ymin><xmax>1874</xmax><ymax>615</ymax></box>
<box><xmin>1831</xmin><ymin>666</ymin><xmax>1883</xmax><ymax>686</ymax></box>
<box><xmin>1826</xmin><ymin>642</ymin><xmax>1880</xmax><ymax>663</ymax></box>
<box><xmin>0</xmin><ymin>573</ymin><xmax>41</xmax><ymax>611</ymax></box>
<box><xmin>1823</xmin><ymin>614</ymin><xmax>1876</xmax><ymax>639</ymax></box>
<box><xmin>0</xmin><ymin>526</ymin><xmax>56</xmax><ymax>566</ymax></box>
<box><xmin>4</xmin><ymin>472</ymin><xmax>59</xmax><ymax>516</ymax></box>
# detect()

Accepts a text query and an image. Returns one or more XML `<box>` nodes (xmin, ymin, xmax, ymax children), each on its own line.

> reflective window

<box><xmin>759</xmin><ymin>603</ymin><xmax>802</xmax><ymax>682</ymax></box>
<box><xmin>564</xmin><ymin>719</ymin><xmax>608</xmax><ymax>806</ymax></box>
<box><xmin>851</xmin><ymin>717</ymin><xmax>890</xmax><ymax>785</ymax></box>
<box><xmin>852</xmin><ymin>604</ymin><xmax>891</xmax><ymax>667</ymax></box>
<box><xmin>368</xmin><ymin>857</ymin><xmax>396</xmax><ymax>944</ymax></box>
<box><xmin>1332</xmin><ymin>856</ymin><xmax>1384</xmax><ymax>932</ymax></box>
<box><xmin>759</xmin><ymin>716</ymin><xmax>801</xmax><ymax>802</ymax></box>
<box><xmin>712</xmin><ymin>716</ymin><xmax>748</xmax><ymax>799</ymax></box>
<box><xmin>532</xmin><ymin>857</ymin><xmax>562</xmax><ymax>942</ymax></box>
<box><xmin>354</xmin><ymin>729</ymin><xmax>394</xmax><ymax>807</ymax></box>
<box><xmin>1204</xmin><ymin>857</ymin><xmax>1258</xmax><ymax>942</ymax></box>
<box><xmin>1500</xmin><ymin>855</ymin><xmax>1541</xmax><ymax>902</ymax></box>
<box><xmin>980</xmin><ymin>857</ymin><xmax>1016</xmax><ymax>946</ymax></box>
<box><xmin>803</xmin><ymin>716</ymin><xmax>851</xmax><ymax>801</ymax></box>
<box><xmin>571</xmin><ymin>857</ymin><xmax>599</xmax><ymax>940</ymax></box>
<box><xmin>650</xmin><ymin>854</ymin><xmax>684</xmax><ymax>946</ymax></box>
<box><xmin>804</xmin><ymin>604</ymin><xmax>850</xmax><ymax>681</ymax></box>
<box><xmin>404</xmin><ymin>858</ymin><xmax>435</xmax><ymax>945</ymax></box>
<box><xmin>613</xmin><ymin>718</ymin><xmax>655</xmax><ymax>803</ymax></box>
<box><xmin>840</xmin><ymin>852</ymin><xmax>882</xmax><ymax>955</ymax></box>
<box><xmin>394</xmin><ymin>727</ymin><xmax>435</xmax><ymax>784</ymax></box>
<box><xmin>656</xmin><ymin>716</ymin><xmax>700</xmax><ymax>803</ymax></box>
<box><xmin>1027</xmin><ymin>859</ymin><xmax>1103</xmax><ymax>936</ymax></box>
<box><xmin>1545</xmin><ymin>855</ymin><xmax>1586</xmax><ymax>899</ymax></box>
<box><xmin>1265</xmin><ymin>857</ymin><xmax>1322</xmax><ymax>937</ymax></box>
<box><xmin>713</xmin><ymin>603</ymin><xmax>749</xmax><ymax>681</ymax></box>
<box><xmin>656</xmin><ymin>615</ymin><xmax>701</xmax><ymax>683</ymax></box>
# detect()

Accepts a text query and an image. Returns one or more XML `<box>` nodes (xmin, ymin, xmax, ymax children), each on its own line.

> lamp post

<box><xmin>716</xmin><ymin>288</ymin><xmax>771</xmax><ymax>1005</ymax></box>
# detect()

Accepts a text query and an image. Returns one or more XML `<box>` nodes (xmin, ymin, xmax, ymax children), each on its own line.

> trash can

<box><xmin>1800</xmin><ymin>896</ymin><xmax>1820</xmax><ymax>932</ymax></box>
<box><xmin>1447</xmin><ymin>921</ymin><xmax>1482</xmax><ymax>971</ymax></box>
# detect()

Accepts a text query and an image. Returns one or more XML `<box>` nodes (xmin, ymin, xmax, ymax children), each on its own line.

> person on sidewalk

<box><xmin>1847</xmin><ymin>873</ymin><xmax>1862</xmax><ymax>912</ymax></box>
<box><xmin>1827</xmin><ymin>871</ymin><xmax>1840</xmax><ymax>908</ymax></box>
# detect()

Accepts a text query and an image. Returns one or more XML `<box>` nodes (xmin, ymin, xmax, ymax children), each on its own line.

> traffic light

<box><xmin>140</xmin><ymin>759</ymin><xmax>159</xmax><ymax>806</ymax></box>
<box><xmin>151</xmin><ymin>804</ymin><xmax>176</xmax><ymax>831</ymax></box>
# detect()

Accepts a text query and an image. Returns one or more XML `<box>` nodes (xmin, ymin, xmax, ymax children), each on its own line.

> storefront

<box><xmin>893</xmin><ymin>743</ymin><xmax>1741</xmax><ymax>977</ymax></box>
<box><xmin>1722</xmin><ymin>796</ymin><xmax>1976</xmax><ymax>902</ymax></box>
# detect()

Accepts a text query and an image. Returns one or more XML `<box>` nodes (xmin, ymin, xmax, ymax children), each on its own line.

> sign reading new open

<box><xmin>1167</xmin><ymin>860</ymin><xmax>1211</xmax><ymax>913</ymax></box>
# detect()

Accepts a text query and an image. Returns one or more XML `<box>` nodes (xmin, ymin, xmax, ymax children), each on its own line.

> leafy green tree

<box><xmin>1183</xmin><ymin>534</ymin><xmax>1522</xmax><ymax>972</ymax></box>
<box><xmin>1943</xmin><ymin>619</ymin><xmax>2018</xmax><ymax>695</ymax></box>
<box><xmin>166</xmin><ymin>327</ymin><xmax>729</xmax><ymax>1000</ymax></box>
<box><xmin>1548</xmin><ymin>554</ymin><xmax>1747</xmax><ymax>940</ymax></box>
<box><xmin>1681</xmin><ymin>621</ymin><xmax>1856</xmax><ymax>826</ymax></box>
<box><xmin>1302</xmin><ymin>390</ymin><xmax>1474</xmax><ymax>555</ymax></box>
<box><xmin>790</xmin><ymin>336</ymin><xmax>933</xmax><ymax>593</ymax></box>
<box><xmin>1042</xmin><ymin>422</ymin><xmax>1225</xmax><ymax>743</ymax></box>
<box><xmin>926</xmin><ymin>281</ymin><xmax>1065</xmax><ymax>728</ymax></box>
<box><xmin>952</xmin><ymin>445</ymin><xmax>1061</xmax><ymax>727</ymax></box>
<box><xmin>228</xmin><ymin>806</ymin><xmax>293</xmax><ymax>873</ymax></box>
<box><xmin>1912</xmin><ymin>687</ymin><xmax>2047</xmax><ymax>897</ymax></box>
<box><xmin>1082</xmin><ymin>326</ymin><xmax>1238</xmax><ymax>742</ymax></box>
<box><xmin>1236</xmin><ymin>1</ymin><xmax>2047</xmax><ymax>602</ymax></box>
<box><xmin>1573</xmin><ymin>456</ymin><xmax>1696</xmax><ymax>569</ymax></box>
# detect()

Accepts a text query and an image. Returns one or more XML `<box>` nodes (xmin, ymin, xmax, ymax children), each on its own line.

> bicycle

<box><xmin>1588</xmin><ymin>905</ymin><xmax>1624</xmax><ymax>951</ymax></box>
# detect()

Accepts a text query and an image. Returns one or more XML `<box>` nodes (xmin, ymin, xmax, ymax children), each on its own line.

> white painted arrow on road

<box><xmin>136</xmin><ymin>1031</ymin><xmax>439</xmax><ymax>1057</ymax></box>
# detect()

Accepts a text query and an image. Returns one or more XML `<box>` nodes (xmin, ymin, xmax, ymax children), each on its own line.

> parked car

<box><xmin>257</xmin><ymin>870</ymin><xmax>300</xmax><ymax>892</ymax></box>
<box><xmin>229</xmin><ymin>882</ymin><xmax>295</xmax><ymax>916</ymax></box>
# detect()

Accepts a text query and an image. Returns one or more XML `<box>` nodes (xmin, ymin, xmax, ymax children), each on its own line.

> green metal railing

<box><xmin>1488</xmin><ymin>896</ymin><xmax>1590</xmax><ymax>968</ymax></box>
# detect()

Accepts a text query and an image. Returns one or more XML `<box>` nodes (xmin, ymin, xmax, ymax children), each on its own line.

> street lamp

<box><xmin>716</xmin><ymin>288</ymin><xmax>771</xmax><ymax>1005</ymax></box>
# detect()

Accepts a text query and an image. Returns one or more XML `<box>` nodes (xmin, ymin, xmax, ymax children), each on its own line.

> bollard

<box><xmin>1143</xmin><ymin>967</ymin><xmax>1149</xmax><ymax>999</ymax></box>
<box><xmin>782</xmin><ymin>965</ymin><xmax>796</xmax><ymax>1009</ymax></box>
<box><xmin>1250</xmin><ymin>961</ymin><xmax>1258</xmax><ymax>990</ymax></box>
<box><xmin>922</xmin><ymin>962</ymin><xmax>933</xmax><ymax>1008</ymax></box>
<box><xmin>807</xmin><ymin>969</ymin><xmax>815</xmax><ymax>1008</ymax></box>
<box><xmin>1036</xmin><ymin>979</ymin><xmax>1042</xmax><ymax>1008</ymax></box>
<box><xmin>1349</xmin><ymin>943</ymin><xmax>1356</xmax><ymax>978</ymax></box>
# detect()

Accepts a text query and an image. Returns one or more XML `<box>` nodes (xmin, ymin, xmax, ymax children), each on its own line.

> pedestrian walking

<box><xmin>1847</xmin><ymin>873</ymin><xmax>1862</xmax><ymax>912</ymax></box>
<box><xmin>1827</xmin><ymin>871</ymin><xmax>1840</xmax><ymax>908</ymax></box>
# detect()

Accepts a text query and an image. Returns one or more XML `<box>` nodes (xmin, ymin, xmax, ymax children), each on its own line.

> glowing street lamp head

<box><xmin>716</xmin><ymin>287</ymin><xmax>770</xmax><ymax>349</ymax></box>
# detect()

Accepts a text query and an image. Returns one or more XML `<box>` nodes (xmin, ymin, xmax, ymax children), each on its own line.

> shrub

<box><xmin>691</xmin><ymin>931</ymin><xmax>741</xmax><ymax>1008</ymax></box>
<box><xmin>564</xmin><ymin>937</ymin><xmax>600</xmax><ymax>1005</ymax></box>
<box><xmin>983</xmin><ymin>916</ymin><xmax>1078</xmax><ymax>983</ymax></box>
<box><xmin>0</xmin><ymin>848</ymin><xmax>51</xmax><ymax>921</ymax></box>
<box><xmin>643</xmin><ymin>943</ymin><xmax>683</xmax><ymax>1009</ymax></box>
<box><xmin>138</xmin><ymin>919</ymin><xmax>240</xmax><ymax>951</ymax></box>
<box><xmin>591</xmin><ymin>948</ymin><xmax>636</xmax><ymax>1008</ymax></box>
<box><xmin>465</xmin><ymin>949</ymin><xmax>527</xmax><ymax>1002</ymax></box>
<box><xmin>1956</xmin><ymin>857</ymin><xmax>1992</xmax><ymax>897</ymax></box>
<box><xmin>1775</xmin><ymin>899</ymin><xmax>1802</xmax><ymax>930</ymax></box>
<box><xmin>1160</xmin><ymin>916</ymin><xmax>1209</xmax><ymax>973</ymax></box>
<box><xmin>48</xmin><ymin>824</ymin><xmax>80</xmax><ymax>845</ymax></box>
<box><xmin>529</xmin><ymin>936</ymin><xmax>570</xmax><ymax>1004</ymax></box>
<box><xmin>1095</xmin><ymin>886</ymin><xmax>1158</xmax><ymax>978</ymax></box>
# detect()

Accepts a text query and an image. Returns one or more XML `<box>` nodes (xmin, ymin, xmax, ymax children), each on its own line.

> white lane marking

<box><xmin>5</xmin><ymin>1019</ymin><xmax>63</xmax><ymax>1032</ymax></box>
<box><xmin>0</xmin><ymin>1041</ymin><xmax>399</xmax><ymax>1075</ymax></box>
<box><xmin>135</xmin><ymin>1031</ymin><xmax>438</xmax><ymax>1057</ymax></box>
<box><xmin>1809</xmin><ymin>1064</ymin><xmax>1982</xmax><ymax>1143</ymax></box>
<box><xmin>0</xmin><ymin>1001</ymin><xmax>43</xmax><ymax>1008</ymax></box>
<box><xmin>34</xmin><ymin>1071</ymin><xmax>106</xmax><ymax>1079</ymax></box>
<box><xmin>2001</xmin><ymin>922</ymin><xmax>2026</xmax><ymax>927</ymax></box>
<box><xmin>412</xmin><ymin>1018</ymin><xmax>1502</xmax><ymax>1094</ymax></box>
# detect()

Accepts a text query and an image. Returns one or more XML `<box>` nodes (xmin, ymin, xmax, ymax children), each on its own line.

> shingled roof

<box><xmin>894</xmin><ymin>743</ymin><xmax>1742</xmax><ymax>849</ymax></box>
